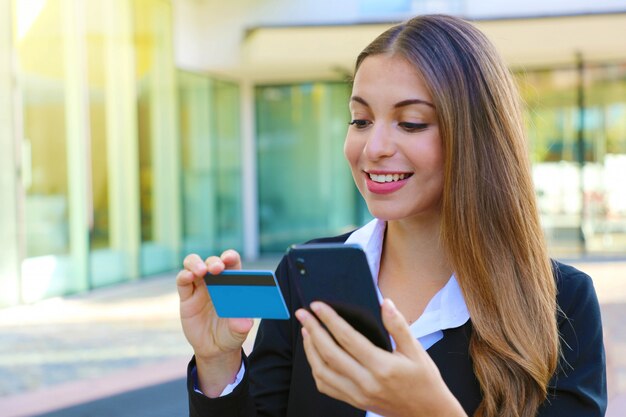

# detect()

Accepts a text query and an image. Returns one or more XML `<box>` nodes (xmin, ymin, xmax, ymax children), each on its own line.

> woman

<box><xmin>177</xmin><ymin>14</ymin><xmax>607</xmax><ymax>417</ymax></box>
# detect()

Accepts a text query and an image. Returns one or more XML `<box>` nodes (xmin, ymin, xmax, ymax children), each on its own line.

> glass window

<box><xmin>256</xmin><ymin>82</ymin><xmax>360</xmax><ymax>252</ymax></box>
<box><xmin>179</xmin><ymin>73</ymin><xmax>243</xmax><ymax>258</ymax></box>
<box><xmin>213</xmin><ymin>79</ymin><xmax>244</xmax><ymax>250</ymax></box>
<box><xmin>1</xmin><ymin>0</ymin><xmax>21</xmax><ymax>307</ymax></box>
<box><xmin>86</xmin><ymin>0</ymin><xmax>109</xmax><ymax>251</ymax></box>
<box><xmin>582</xmin><ymin>63</ymin><xmax>626</xmax><ymax>254</ymax></box>
<box><xmin>86</xmin><ymin>0</ymin><xmax>141</xmax><ymax>286</ymax></box>
<box><xmin>17</xmin><ymin>0</ymin><xmax>70</xmax><ymax>259</ymax></box>
<box><xmin>518</xmin><ymin>68</ymin><xmax>585</xmax><ymax>254</ymax></box>
<box><xmin>12</xmin><ymin>0</ymin><xmax>178</xmax><ymax>302</ymax></box>
<box><xmin>518</xmin><ymin>63</ymin><xmax>626</xmax><ymax>255</ymax></box>
<box><xmin>359</xmin><ymin>0</ymin><xmax>411</xmax><ymax>14</ymax></box>
<box><xmin>133</xmin><ymin>0</ymin><xmax>181</xmax><ymax>275</ymax></box>
<box><xmin>15</xmin><ymin>0</ymin><xmax>86</xmax><ymax>302</ymax></box>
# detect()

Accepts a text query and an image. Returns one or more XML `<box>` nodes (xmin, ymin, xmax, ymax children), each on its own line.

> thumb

<box><xmin>381</xmin><ymin>298</ymin><xmax>420</xmax><ymax>359</ymax></box>
<box><xmin>228</xmin><ymin>318</ymin><xmax>255</xmax><ymax>337</ymax></box>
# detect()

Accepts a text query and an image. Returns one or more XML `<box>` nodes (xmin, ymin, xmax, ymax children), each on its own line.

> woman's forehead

<box><xmin>351</xmin><ymin>54</ymin><xmax>433</xmax><ymax>105</ymax></box>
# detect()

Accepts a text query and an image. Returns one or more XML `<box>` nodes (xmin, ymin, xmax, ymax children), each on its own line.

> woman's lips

<box><xmin>364</xmin><ymin>171</ymin><xmax>412</xmax><ymax>194</ymax></box>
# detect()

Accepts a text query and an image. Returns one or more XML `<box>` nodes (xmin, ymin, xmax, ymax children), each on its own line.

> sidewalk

<box><xmin>0</xmin><ymin>255</ymin><xmax>279</xmax><ymax>417</ymax></box>
<box><xmin>0</xmin><ymin>256</ymin><xmax>624</xmax><ymax>416</ymax></box>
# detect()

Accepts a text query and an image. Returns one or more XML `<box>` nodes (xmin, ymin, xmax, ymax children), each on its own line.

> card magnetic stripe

<box><xmin>204</xmin><ymin>273</ymin><xmax>276</xmax><ymax>286</ymax></box>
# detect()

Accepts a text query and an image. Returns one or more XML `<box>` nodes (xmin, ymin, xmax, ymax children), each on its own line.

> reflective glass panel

<box><xmin>85</xmin><ymin>0</ymin><xmax>140</xmax><ymax>286</ymax></box>
<box><xmin>179</xmin><ymin>73</ymin><xmax>243</xmax><ymax>257</ymax></box>
<box><xmin>256</xmin><ymin>82</ymin><xmax>359</xmax><ymax>252</ymax></box>
<box><xmin>518</xmin><ymin>69</ymin><xmax>583</xmax><ymax>254</ymax></box>
<box><xmin>17</xmin><ymin>0</ymin><xmax>70</xmax><ymax>258</ymax></box>
<box><xmin>15</xmin><ymin>0</ymin><xmax>89</xmax><ymax>301</ymax></box>
<box><xmin>518</xmin><ymin>63</ymin><xmax>626</xmax><ymax>255</ymax></box>
<box><xmin>582</xmin><ymin>64</ymin><xmax>626</xmax><ymax>253</ymax></box>
<box><xmin>133</xmin><ymin>0</ymin><xmax>180</xmax><ymax>275</ymax></box>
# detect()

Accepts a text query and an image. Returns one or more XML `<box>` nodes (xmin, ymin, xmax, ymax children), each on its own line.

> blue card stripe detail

<box><xmin>207</xmin><ymin>285</ymin><xmax>290</xmax><ymax>319</ymax></box>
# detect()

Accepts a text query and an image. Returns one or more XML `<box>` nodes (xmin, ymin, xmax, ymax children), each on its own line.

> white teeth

<box><xmin>369</xmin><ymin>173</ymin><xmax>408</xmax><ymax>183</ymax></box>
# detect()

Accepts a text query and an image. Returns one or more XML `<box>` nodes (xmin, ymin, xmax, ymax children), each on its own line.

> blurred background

<box><xmin>1</xmin><ymin>0</ymin><xmax>625</xmax><ymax>416</ymax></box>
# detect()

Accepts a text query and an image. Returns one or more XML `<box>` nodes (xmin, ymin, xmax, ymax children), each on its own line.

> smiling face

<box><xmin>344</xmin><ymin>53</ymin><xmax>444</xmax><ymax>223</ymax></box>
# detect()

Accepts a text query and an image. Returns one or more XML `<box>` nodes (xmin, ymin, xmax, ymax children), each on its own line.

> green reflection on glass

<box><xmin>179</xmin><ymin>73</ymin><xmax>243</xmax><ymax>257</ymax></box>
<box><xmin>256</xmin><ymin>82</ymin><xmax>360</xmax><ymax>252</ymax></box>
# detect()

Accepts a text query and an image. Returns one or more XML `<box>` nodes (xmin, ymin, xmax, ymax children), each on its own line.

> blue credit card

<box><xmin>204</xmin><ymin>270</ymin><xmax>290</xmax><ymax>319</ymax></box>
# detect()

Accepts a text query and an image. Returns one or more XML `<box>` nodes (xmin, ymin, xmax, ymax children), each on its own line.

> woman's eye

<box><xmin>348</xmin><ymin>119</ymin><xmax>371</xmax><ymax>129</ymax></box>
<box><xmin>399</xmin><ymin>122</ymin><xmax>428</xmax><ymax>132</ymax></box>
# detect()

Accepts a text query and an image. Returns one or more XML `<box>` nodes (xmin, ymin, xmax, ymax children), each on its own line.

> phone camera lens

<box><xmin>295</xmin><ymin>258</ymin><xmax>306</xmax><ymax>276</ymax></box>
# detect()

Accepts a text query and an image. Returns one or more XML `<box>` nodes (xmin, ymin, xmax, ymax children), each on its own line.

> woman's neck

<box><xmin>383</xmin><ymin>217</ymin><xmax>451</xmax><ymax>283</ymax></box>
<box><xmin>377</xmin><ymin>216</ymin><xmax>453</xmax><ymax>321</ymax></box>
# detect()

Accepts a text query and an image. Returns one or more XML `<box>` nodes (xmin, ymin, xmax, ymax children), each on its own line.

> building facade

<box><xmin>1</xmin><ymin>0</ymin><xmax>625</xmax><ymax>306</ymax></box>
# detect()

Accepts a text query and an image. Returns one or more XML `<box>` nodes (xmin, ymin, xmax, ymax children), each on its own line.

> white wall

<box><xmin>173</xmin><ymin>0</ymin><xmax>626</xmax><ymax>75</ymax></box>
<box><xmin>466</xmin><ymin>0</ymin><xmax>626</xmax><ymax>18</ymax></box>
<box><xmin>172</xmin><ymin>0</ymin><xmax>362</xmax><ymax>74</ymax></box>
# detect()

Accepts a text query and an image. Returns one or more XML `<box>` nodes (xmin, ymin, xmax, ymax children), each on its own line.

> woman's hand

<box><xmin>176</xmin><ymin>250</ymin><xmax>254</xmax><ymax>397</ymax></box>
<box><xmin>295</xmin><ymin>299</ymin><xmax>467</xmax><ymax>417</ymax></box>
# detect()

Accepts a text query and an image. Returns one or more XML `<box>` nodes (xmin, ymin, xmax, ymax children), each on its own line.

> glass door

<box><xmin>256</xmin><ymin>82</ymin><xmax>357</xmax><ymax>252</ymax></box>
<box><xmin>133</xmin><ymin>0</ymin><xmax>181</xmax><ymax>276</ymax></box>
<box><xmin>15</xmin><ymin>0</ymin><xmax>89</xmax><ymax>301</ymax></box>
<box><xmin>178</xmin><ymin>72</ymin><xmax>244</xmax><ymax>258</ymax></box>
<box><xmin>0</xmin><ymin>0</ymin><xmax>20</xmax><ymax>307</ymax></box>
<box><xmin>85</xmin><ymin>0</ymin><xmax>141</xmax><ymax>286</ymax></box>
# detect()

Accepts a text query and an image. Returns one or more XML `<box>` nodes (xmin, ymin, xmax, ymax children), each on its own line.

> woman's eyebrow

<box><xmin>350</xmin><ymin>96</ymin><xmax>370</xmax><ymax>107</ymax></box>
<box><xmin>394</xmin><ymin>98</ymin><xmax>435</xmax><ymax>109</ymax></box>
<box><xmin>350</xmin><ymin>96</ymin><xmax>435</xmax><ymax>109</ymax></box>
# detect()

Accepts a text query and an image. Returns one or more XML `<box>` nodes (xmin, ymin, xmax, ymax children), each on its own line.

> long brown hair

<box><xmin>355</xmin><ymin>15</ymin><xmax>559</xmax><ymax>417</ymax></box>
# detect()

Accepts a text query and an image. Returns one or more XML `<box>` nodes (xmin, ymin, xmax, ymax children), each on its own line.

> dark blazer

<box><xmin>187</xmin><ymin>234</ymin><xmax>607</xmax><ymax>417</ymax></box>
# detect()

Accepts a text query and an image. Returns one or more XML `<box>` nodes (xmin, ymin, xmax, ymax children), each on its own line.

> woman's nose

<box><xmin>363</xmin><ymin>124</ymin><xmax>396</xmax><ymax>160</ymax></box>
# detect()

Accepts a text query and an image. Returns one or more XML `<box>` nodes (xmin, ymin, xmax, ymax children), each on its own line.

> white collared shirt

<box><xmin>344</xmin><ymin>218</ymin><xmax>470</xmax><ymax>417</ymax></box>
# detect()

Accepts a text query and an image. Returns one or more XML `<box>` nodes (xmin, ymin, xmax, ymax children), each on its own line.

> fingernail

<box><xmin>196</xmin><ymin>262</ymin><xmax>206</xmax><ymax>271</ymax></box>
<box><xmin>295</xmin><ymin>309</ymin><xmax>307</xmax><ymax>323</ymax></box>
<box><xmin>310</xmin><ymin>302</ymin><xmax>322</xmax><ymax>313</ymax></box>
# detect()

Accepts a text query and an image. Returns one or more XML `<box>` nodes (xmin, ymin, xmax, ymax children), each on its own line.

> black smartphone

<box><xmin>287</xmin><ymin>243</ymin><xmax>392</xmax><ymax>351</ymax></box>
